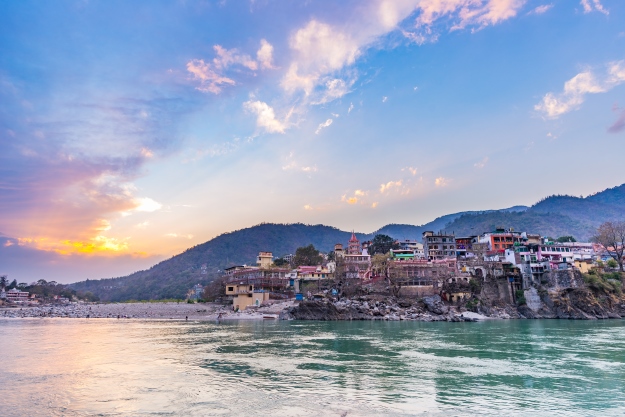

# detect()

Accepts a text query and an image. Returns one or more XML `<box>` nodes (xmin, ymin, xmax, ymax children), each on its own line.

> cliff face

<box><xmin>284</xmin><ymin>270</ymin><xmax>625</xmax><ymax>321</ymax></box>
<box><xmin>478</xmin><ymin>270</ymin><xmax>625</xmax><ymax>320</ymax></box>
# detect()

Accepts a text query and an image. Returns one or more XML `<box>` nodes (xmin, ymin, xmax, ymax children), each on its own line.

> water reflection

<box><xmin>0</xmin><ymin>319</ymin><xmax>624</xmax><ymax>416</ymax></box>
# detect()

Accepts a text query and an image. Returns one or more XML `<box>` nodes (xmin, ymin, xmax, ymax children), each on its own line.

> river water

<box><xmin>1</xmin><ymin>319</ymin><xmax>624</xmax><ymax>416</ymax></box>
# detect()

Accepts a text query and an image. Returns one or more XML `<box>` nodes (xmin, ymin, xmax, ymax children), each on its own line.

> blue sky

<box><xmin>1</xmin><ymin>0</ymin><xmax>624</xmax><ymax>282</ymax></box>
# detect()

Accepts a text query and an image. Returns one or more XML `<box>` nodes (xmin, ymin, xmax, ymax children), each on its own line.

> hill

<box><xmin>70</xmin><ymin>183</ymin><xmax>625</xmax><ymax>301</ymax></box>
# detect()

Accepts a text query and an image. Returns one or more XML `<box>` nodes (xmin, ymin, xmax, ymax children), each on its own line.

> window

<box><xmin>227</xmin><ymin>287</ymin><xmax>234</xmax><ymax>292</ymax></box>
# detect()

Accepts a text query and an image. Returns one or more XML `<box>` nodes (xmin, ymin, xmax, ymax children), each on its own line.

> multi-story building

<box><xmin>422</xmin><ymin>231</ymin><xmax>457</xmax><ymax>260</ymax></box>
<box><xmin>455</xmin><ymin>236</ymin><xmax>476</xmax><ymax>258</ymax></box>
<box><xmin>397</xmin><ymin>240</ymin><xmax>425</xmax><ymax>258</ymax></box>
<box><xmin>344</xmin><ymin>233</ymin><xmax>371</xmax><ymax>279</ymax></box>
<box><xmin>6</xmin><ymin>288</ymin><xmax>29</xmax><ymax>302</ymax></box>
<box><xmin>225</xmin><ymin>283</ymin><xmax>270</xmax><ymax>310</ymax></box>
<box><xmin>333</xmin><ymin>243</ymin><xmax>345</xmax><ymax>259</ymax></box>
<box><xmin>296</xmin><ymin>265</ymin><xmax>334</xmax><ymax>281</ymax></box>
<box><xmin>477</xmin><ymin>229</ymin><xmax>523</xmax><ymax>252</ymax></box>
<box><xmin>257</xmin><ymin>252</ymin><xmax>273</xmax><ymax>268</ymax></box>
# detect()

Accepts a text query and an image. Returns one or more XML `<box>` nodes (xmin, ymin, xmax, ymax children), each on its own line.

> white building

<box><xmin>6</xmin><ymin>288</ymin><xmax>29</xmax><ymax>302</ymax></box>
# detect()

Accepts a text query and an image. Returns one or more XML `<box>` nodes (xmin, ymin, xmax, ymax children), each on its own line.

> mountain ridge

<box><xmin>69</xmin><ymin>183</ymin><xmax>625</xmax><ymax>301</ymax></box>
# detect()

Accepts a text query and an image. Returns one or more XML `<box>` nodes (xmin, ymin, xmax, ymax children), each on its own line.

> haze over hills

<box><xmin>70</xmin><ymin>183</ymin><xmax>625</xmax><ymax>301</ymax></box>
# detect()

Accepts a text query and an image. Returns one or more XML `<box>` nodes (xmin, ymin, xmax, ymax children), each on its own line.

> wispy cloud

<box><xmin>474</xmin><ymin>157</ymin><xmax>489</xmax><ymax>168</ymax></box>
<box><xmin>529</xmin><ymin>4</ymin><xmax>553</xmax><ymax>15</ymax></box>
<box><xmin>164</xmin><ymin>233</ymin><xmax>194</xmax><ymax>239</ymax></box>
<box><xmin>580</xmin><ymin>0</ymin><xmax>609</xmax><ymax>15</ymax></box>
<box><xmin>380</xmin><ymin>180</ymin><xmax>402</xmax><ymax>193</ymax></box>
<box><xmin>188</xmin><ymin>40</ymin><xmax>276</xmax><ymax>94</ymax></box>
<box><xmin>402</xmin><ymin>166</ymin><xmax>418</xmax><ymax>176</ymax></box>
<box><xmin>315</xmin><ymin>118</ymin><xmax>333</xmax><ymax>134</ymax></box>
<box><xmin>535</xmin><ymin>61</ymin><xmax>625</xmax><ymax>118</ymax></box>
<box><xmin>608</xmin><ymin>107</ymin><xmax>625</xmax><ymax>133</ymax></box>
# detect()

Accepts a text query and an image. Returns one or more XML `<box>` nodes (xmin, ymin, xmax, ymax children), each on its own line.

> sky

<box><xmin>1</xmin><ymin>0</ymin><xmax>624</xmax><ymax>283</ymax></box>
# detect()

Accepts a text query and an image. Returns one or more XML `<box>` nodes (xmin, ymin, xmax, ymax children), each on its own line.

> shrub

<box><xmin>515</xmin><ymin>289</ymin><xmax>526</xmax><ymax>306</ymax></box>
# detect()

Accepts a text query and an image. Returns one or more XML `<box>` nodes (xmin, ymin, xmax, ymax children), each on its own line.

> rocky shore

<box><xmin>280</xmin><ymin>295</ymin><xmax>481</xmax><ymax>322</ymax></box>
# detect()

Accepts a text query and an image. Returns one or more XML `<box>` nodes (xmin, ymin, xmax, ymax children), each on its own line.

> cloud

<box><xmin>348</xmin><ymin>103</ymin><xmax>354</xmax><ymax>113</ymax></box>
<box><xmin>474</xmin><ymin>157</ymin><xmax>489</xmax><ymax>168</ymax></box>
<box><xmin>382</xmin><ymin>96</ymin><xmax>388</xmax><ymax>103</ymax></box>
<box><xmin>404</xmin><ymin>0</ymin><xmax>526</xmax><ymax>43</ymax></box>
<box><xmin>164</xmin><ymin>233</ymin><xmax>194</xmax><ymax>239</ymax></box>
<box><xmin>257</xmin><ymin>39</ymin><xmax>275</xmax><ymax>69</ymax></box>
<box><xmin>341</xmin><ymin>195</ymin><xmax>359</xmax><ymax>205</ymax></box>
<box><xmin>135</xmin><ymin>221</ymin><xmax>150</xmax><ymax>229</ymax></box>
<box><xmin>529</xmin><ymin>4</ymin><xmax>553</xmax><ymax>14</ymax></box>
<box><xmin>133</xmin><ymin>197</ymin><xmax>162</xmax><ymax>213</ymax></box>
<box><xmin>380</xmin><ymin>180</ymin><xmax>403</xmax><ymax>193</ymax></box>
<box><xmin>315</xmin><ymin>118</ymin><xmax>333</xmax><ymax>134</ymax></box>
<box><xmin>188</xmin><ymin>40</ymin><xmax>276</xmax><ymax>94</ymax></box>
<box><xmin>402</xmin><ymin>166</ymin><xmax>418</xmax><ymax>176</ymax></box>
<box><xmin>608</xmin><ymin>110</ymin><xmax>625</xmax><ymax>133</ymax></box>
<box><xmin>281</xmin><ymin>20</ymin><xmax>361</xmax><ymax>96</ymax></box>
<box><xmin>243</xmin><ymin>100</ymin><xmax>286</xmax><ymax>133</ymax></box>
<box><xmin>304</xmin><ymin>204</ymin><xmax>313</xmax><ymax>211</ymax></box>
<box><xmin>341</xmin><ymin>189</ymin><xmax>370</xmax><ymax>205</ymax></box>
<box><xmin>282</xmin><ymin>153</ymin><xmax>318</xmax><ymax>173</ymax></box>
<box><xmin>435</xmin><ymin>177</ymin><xmax>449</xmax><ymax>187</ymax></box>
<box><xmin>580</xmin><ymin>0</ymin><xmax>609</xmax><ymax>15</ymax></box>
<box><xmin>371</xmin><ymin>202</ymin><xmax>379</xmax><ymax>208</ymax></box>
<box><xmin>213</xmin><ymin>45</ymin><xmax>257</xmax><ymax>71</ymax></box>
<box><xmin>186</xmin><ymin>59</ymin><xmax>236</xmax><ymax>94</ymax></box>
<box><xmin>535</xmin><ymin>61</ymin><xmax>625</xmax><ymax>118</ymax></box>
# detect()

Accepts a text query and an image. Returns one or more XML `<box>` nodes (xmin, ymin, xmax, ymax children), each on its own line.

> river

<box><xmin>1</xmin><ymin>318</ymin><xmax>624</xmax><ymax>416</ymax></box>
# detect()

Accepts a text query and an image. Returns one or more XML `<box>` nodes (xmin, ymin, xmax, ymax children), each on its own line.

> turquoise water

<box><xmin>1</xmin><ymin>319</ymin><xmax>624</xmax><ymax>416</ymax></box>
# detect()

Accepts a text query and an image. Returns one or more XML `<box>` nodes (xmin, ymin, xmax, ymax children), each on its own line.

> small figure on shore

<box><xmin>185</xmin><ymin>316</ymin><xmax>188</xmax><ymax>321</ymax></box>
<box><xmin>217</xmin><ymin>312</ymin><xmax>223</xmax><ymax>323</ymax></box>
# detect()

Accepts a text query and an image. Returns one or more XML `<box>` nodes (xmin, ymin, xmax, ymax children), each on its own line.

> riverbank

<box><xmin>0</xmin><ymin>300</ymin><xmax>297</xmax><ymax>320</ymax></box>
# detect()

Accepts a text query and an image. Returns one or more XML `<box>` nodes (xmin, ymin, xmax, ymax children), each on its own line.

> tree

<box><xmin>292</xmin><ymin>244</ymin><xmax>323</xmax><ymax>267</ymax></box>
<box><xmin>273</xmin><ymin>258</ymin><xmax>289</xmax><ymax>267</ymax></box>
<box><xmin>593</xmin><ymin>221</ymin><xmax>625</xmax><ymax>272</ymax></box>
<box><xmin>556</xmin><ymin>236</ymin><xmax>576</xmax><ymax>243</ymax></box>
<box><xmin>0</xmin><ymin>276</ymin><xmax>7</xmax><ymax>290</ymax></box>
<box><xmin>368</xmin><ymin>234</ymin><xmax>399</xmax><ymax>256</ymax></box>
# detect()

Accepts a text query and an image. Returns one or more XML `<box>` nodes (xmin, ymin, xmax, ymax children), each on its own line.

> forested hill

<box><xmin>70</xmin><ymin>183</ymin><xmax>625</xmax><ymax>301</ymax></box>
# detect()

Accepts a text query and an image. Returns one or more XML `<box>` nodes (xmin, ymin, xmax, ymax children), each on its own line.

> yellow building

<box><xmin>257</xmin><ymin>252</ymin><xmax>273</xmax><ymax>269</ymax></box>
<box><xmin>225</xmin><ymin>283</ymin><xmax>270</xmax><ymax>311</ymax></box>
<box><xmin>574</xmin><ymin>260</ymin><xmax>592</xmax><ymax>274</ymax></box>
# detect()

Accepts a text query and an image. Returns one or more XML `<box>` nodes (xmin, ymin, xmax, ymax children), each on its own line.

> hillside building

<box><xmin>344</xmin><ymin>232</ymin><xmax>371</xmax><ymax>279</ymax></box>
<box><xmin>422</xmin><ymin>231</ymin><xmax>457</xmax><ymax>260</ymax></box>
<box><xmin>257</xmin><ymin>252</ymin><xmax>273</xmax><ymax>269</ymax></box>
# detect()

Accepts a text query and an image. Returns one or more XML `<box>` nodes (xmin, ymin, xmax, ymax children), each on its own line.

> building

<box><xmin>477</xmin><ymin>229</ymin><xmax>523</xmax><ymax>252</ymax></box>
<box><xmin>6</xmin><ymin>288</ymin><xmax>29</xmax><ymax>302</ymax></box>
<box><xmin>396</xmin><ymin>240</ymin><xmax>425</xmax><ymax>258</ymax></box>
<box><xmin>193</xmin><ymin>284</ymin><xmax>204</xmax><ymax>299</ymax></box>
<box><xmin>390</xmin><ymin>249</ymin><xmax>417</xmax><ymax>261</ymax></box>
<box><xmin>333</xmin><ymin>244</ymin><xmax>344</xmax><ymax>258</ymax></box>
<box><xmin>257</xmin><ymin>252</ymin><xmax>273</xmax><ymax>269</ymax></box>
<box><xmin>504</xmin><ymin>245</ymin><xmax>552</xmax><ymax>288</ymax></box>
<box><xmin>344</xmin><ymin>232</ymin><xmax>371</xmax><ymax>279</ymax></box>
<box><xmin>225</xmin><ymin>283</ymin><xmax>270</xmax><ymax>311</ymax></box>
<box><xmin>296</xmin><ymin>265</ymin><xmax>334</xmax><ymax>281</ymax></box>
<box><xmin>223</xmin><ymin>265</ymin><xmax>257</xmax><ymax>276</ymax></box>
<box><xmin>422</xmin><ymin>231</ymin><xmax>457</xmax><ymax>260</ymax></box>
<box><xmin>455</xmin><ymin>236</ymin><xmax>475</xmax><ymax>258</ymax></box>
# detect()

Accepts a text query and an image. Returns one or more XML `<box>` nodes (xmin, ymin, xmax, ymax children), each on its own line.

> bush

<box><xmin>607</xmin><ymin>259</ymin><xmax>619</xmax><ymax>269</ymax></box>
<box><xmin>515</xmin><ymin>289</ymin><xmax>526</xmax><ymax>306</ymax></box>
<box><xmin>465</xmin><ymin>298</ymin><xmax>479</xmax><ymax>311</ymax></box>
